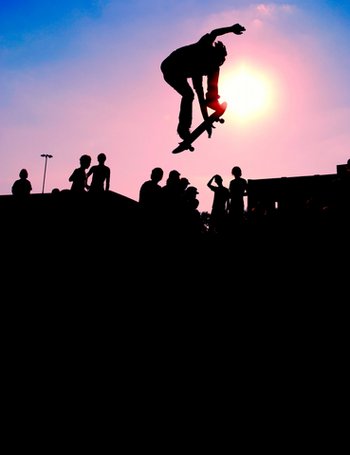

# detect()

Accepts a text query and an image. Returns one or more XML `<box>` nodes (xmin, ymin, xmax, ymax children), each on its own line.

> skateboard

<box><xmin>172</xmin><ymin>101</ymin><xmax>227</xmax><ymax>154</ymax></box>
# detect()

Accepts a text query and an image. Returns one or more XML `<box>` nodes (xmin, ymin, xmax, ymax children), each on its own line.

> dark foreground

<box><xmin>2</xmin><ymin>190</ymin><xmax>348</xmax><ymax>274</ymax></box>
<box><xmin>2</xmin><ymin>191</ymin><xmax>347</xmax><ymax>445</ymax></box>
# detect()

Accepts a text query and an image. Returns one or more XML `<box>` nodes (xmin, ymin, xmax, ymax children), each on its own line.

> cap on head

<box><xmin>187</xmin><ymin>186</ymin><xmax>199</xmax><ymax>195</ymax></box>
<box><xmin>169</xmin><ymin>170</ymin><xmax>181</xmax><ymax>178</ymax></box>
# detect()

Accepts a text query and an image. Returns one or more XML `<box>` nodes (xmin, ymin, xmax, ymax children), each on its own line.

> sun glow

<box><xmin>220</xmin><ymin>64</ymin><xmax>276</xmax><ymax>122</ymax></box>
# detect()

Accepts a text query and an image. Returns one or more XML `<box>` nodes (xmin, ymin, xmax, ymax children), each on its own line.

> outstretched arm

<box><xmin>209</xmin><ymin>24</ymin><xmax>246</xmax><ymax>39</ymax></box>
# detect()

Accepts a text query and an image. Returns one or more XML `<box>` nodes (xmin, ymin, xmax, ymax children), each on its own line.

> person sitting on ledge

<box><xmin>11</xmin><ymin>168</ymin><xmax>32</xmax><ymax>197</ymax></box>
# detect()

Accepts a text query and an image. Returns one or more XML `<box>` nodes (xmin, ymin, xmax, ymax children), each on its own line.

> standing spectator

<box><xmin>179</xmin><ymin>177</ymin><xmax>191</xmax><ymax>193</ymax></box>
<box><xmin>228</xmin><ymin>166</ymin><xmax>248</xmax><ymax>226</ymax></box>
<box><xmin>207</xmin><ymin>174</ymin><xmax>229</xmax><ymax>234</ymax></box>
<box><xmin>11</xmin><ymin>169</ymin><xmax>32</xmax><ymax>197</ymax></box>
<box><xmin>87</xmin><ymin>153</ymin><xmax>110</xmax><ymax>192</ymax></box>
<box><xmin>161</xmin><ymin>170</ymin><xmax>184</xmax><ymax>233</ymax></box>
<box><xmin>162</xmin><ymin>169</ymin><xmax>183</xmax><ymax>211</ymax></box>
<box><xmin>139</xmin><ymin>167</ymin><xmax>164</xmax><ymax>211</ymax></box>
<box><xmin>182</xmin><ymin>186</ymin><xmax>203</xmax><ymax>237</ymax></box>
<box><xmin>69</xmin><ymin>154</ymin><xmax>91</xmax><ymax>192</ymax></box>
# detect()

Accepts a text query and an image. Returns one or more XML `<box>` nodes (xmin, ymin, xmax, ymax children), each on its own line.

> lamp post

<box><xmin>41</xmin><ymin>154</ymin><xmax>53</xmax><ymax>194</ymax></box>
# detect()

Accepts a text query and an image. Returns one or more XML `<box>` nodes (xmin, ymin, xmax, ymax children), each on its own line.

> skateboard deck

<box><xmin>172</xmin><ymin>101</ymin><xmax>227</xmax><ymax>154</ymax></box>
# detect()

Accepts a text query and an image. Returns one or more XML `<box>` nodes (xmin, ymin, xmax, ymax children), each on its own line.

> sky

<box><xmin>1</xmin><ymin>0</ymin><xmax>349</xmax><ymax>213</ymax></box>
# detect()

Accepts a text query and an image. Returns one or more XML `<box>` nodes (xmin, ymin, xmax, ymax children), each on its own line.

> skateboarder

<box><xmin>161</xmin><ymin>23</ymin><xmax>246</xmax><ymax>141</ymax></box>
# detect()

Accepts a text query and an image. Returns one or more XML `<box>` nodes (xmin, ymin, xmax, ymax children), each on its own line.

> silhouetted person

<box><xmin>182</xmin><ymin>188</ymin><xmax>203</xmax><ymax>237</ymax></box>
<box><xmin>162</xmin><ymin>169</ymin><xmax>183</xmax><ymax>210</ymax></box>
<box><xmin>161</xmin><ymin>169</ymin><xmax>184</xmax><ymax>234</ymax></box>
<box><xmin>184</xmin><ymin>185</ymin><xmax>200</xmax><ymax>207</ymax></box>
<box><xmin>207</xmin><ymin>174</ymin><xmax>229</xmax><ymax>234</ymax></box>
<box><xmin>11</xmin><ymin>169</ymin><xmax>32</xmax><ymax>197</ymax></box>
<box><xmin>161</xmin><ymin>23</ymin><xmax>246</xmax><ymax>141</ymax></box>
<box><xmin>228</xmin><ymin>166</ymin><xmax>248</xmax><ymax>226</ymax></box>
<box><xmin>69</xmin><ymin>154</ymin><xmax>92</xmax><ymax>192</ymax></box>
<box><xmin>179</xmin><ymin>177</ymin><xmax>191</xmax><ymax>192</ymax></box>
<box><xmin>86</xmin><ymin>153</ymin><xmax>110</xmax><ymax>192</ymax></box>
<box><xmin>139</xmin><ymin>167</ymin><xmax>164</xmax><ymax>212</ymax></box>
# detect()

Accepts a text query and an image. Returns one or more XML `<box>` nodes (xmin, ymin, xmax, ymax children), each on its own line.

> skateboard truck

<box><xmin>177</xmin><ymin>142</ymin><xmax>195</xmax><ymax>152</ymax></box>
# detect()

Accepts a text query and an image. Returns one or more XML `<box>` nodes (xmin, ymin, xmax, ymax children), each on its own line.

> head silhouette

<box><xmin>19</xmin><ymin>169</ymin><xmax>28</xmax><ymax>179</ymax></box>
<box><xmin>167</xmin><ymin>170</ymin><xmax>181</xmax><ymax>184</ymax></box>
<box><xmin>214</xmin><ymin>175</ymin><xmax>223</xmax><ymax>185</ymax></box>
<box><xmin>97</xmin><ymin>153</ymin><xmax>106</xmax><ymax>164</ymax></box>
<box><xmin>232</xmin><ymin>166</ymin><xmax>242</xmax><ymax>178</ymax></box>
<box><xmin>80</xmin><ymin>154</ymin><xmax>91</xmax><ymax>169</ymax></box>
<box><xmin>151</xmin><ymin>167</ymin><xmax>164</xmax><ymax>182</ymax></box>
<box><xmin>214</xmin><ymin>41</ymin><xmax>227</xmax><ymax>66</ymax></box>
<box><xmin>186</xmin><ymin>186</ymin><xmax>199</xmax><ymax>196</ymax></box>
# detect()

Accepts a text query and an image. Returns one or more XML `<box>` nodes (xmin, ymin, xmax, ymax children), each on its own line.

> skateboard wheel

<box><xmin>219</xmin><ymin>119</ymin><xmax>225</xmax><ymax>124</ymax></box>
<box><xmin>189</xmin><ymin>146</ymin><xmax>195</xmax><ymax>152</ymax></box>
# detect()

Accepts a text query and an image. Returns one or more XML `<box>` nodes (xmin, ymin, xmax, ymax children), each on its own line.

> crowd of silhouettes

<box><xmin>138</xmin><ymin>166</ymin><xmax>248</xmax><ymax>237</ymax></box>
<box><xmin>9</xmin><ymin>155</ymin><xmax>350</xmax><ymax>238</ymax></box>
<box><xmin>11</xmin><ymin>153</ymin><xmax>112</xmax><ymax>200</ymax></box>
<box><xmin>139</xmin><ymin>167</ymin><xmax>203</xmax><ymax>237</ymax></box>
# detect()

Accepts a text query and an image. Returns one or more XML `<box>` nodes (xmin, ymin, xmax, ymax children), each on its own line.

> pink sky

<box><xmin>1</xmin><ymin>3</ymin><xmax>349</xmax><ymax>213</ymax></box>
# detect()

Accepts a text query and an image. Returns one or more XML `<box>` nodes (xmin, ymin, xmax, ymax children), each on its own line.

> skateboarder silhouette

<box><xmin>161</xmin><ymin>23</ymin><xmax>246</xmax><ymax>142</ymax></box>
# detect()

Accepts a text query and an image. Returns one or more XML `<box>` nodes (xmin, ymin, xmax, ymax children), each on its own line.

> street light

<box><xmin>41</xmin><ymin>154</ymin><xmax>53</xmax><ymax>194</ymax></box>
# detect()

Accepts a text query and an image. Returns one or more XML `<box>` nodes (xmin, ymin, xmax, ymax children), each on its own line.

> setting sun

<box><xmin>220</xmin><ymin>64</ymin><xmax>276</xmax><ymax>122</ymax></box>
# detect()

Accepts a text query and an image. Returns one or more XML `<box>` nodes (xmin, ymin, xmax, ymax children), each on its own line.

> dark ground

<box><xmin>2</xmin><ymin>190</ymin><xmax>347</xmax><ymax>445</ymax></box>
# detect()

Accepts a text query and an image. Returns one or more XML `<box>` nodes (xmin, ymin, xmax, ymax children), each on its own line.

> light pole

<box><xmin>41</xmin><ymin>154</ymin><xmax>53</xmax><ymax>194</ymax></box>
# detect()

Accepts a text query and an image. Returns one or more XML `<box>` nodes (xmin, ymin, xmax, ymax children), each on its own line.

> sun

<box><xmin>219</xmin><ymin>63</ymin><xmax>276</xmax><ymax>122</ymax></box>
